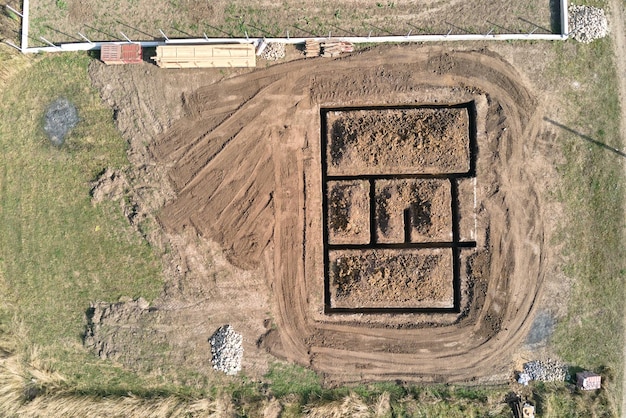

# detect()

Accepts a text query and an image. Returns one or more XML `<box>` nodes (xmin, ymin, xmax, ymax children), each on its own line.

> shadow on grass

<box><xmin>84</xmin><ymin>24</ymin><xmax>117</xmax><ymax>41</ymax></box>
<box><xmin>545</xmin><ymin>117</ymin><xmax>626</xmax><ymax>158</ymax></box>
<box><xmin>518</xmin><ymin>17</ymin><xmax>550</xmax><ymax>34</ymax></box>
<box><xmin>44</xmin><ymin>25</ymin><xmax>80</xmax><ymax>41</ymax></box>
<box><xmin>115</xmin><ymin>20</ymin><xmax>155</xmax><ymax>40</ymax></box>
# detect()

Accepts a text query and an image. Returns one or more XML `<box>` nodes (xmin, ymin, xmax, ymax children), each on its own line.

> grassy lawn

<box><xmin>26</xmin><ymin>0</ymin><xmax>554</xmax><ymax>46</ymax></box>
<box><xmin>0</xmin><ymin>49</ymin><xmax>171</xmax><ymax>401</ymax></box>
<box><xmin>549</xmin><ymin>33</ymin><xmax>625</xmax><ymax>416</ymax></box>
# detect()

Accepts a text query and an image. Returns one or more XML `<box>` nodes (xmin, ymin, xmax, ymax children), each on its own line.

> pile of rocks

<box><xmin>209</xmin><ymin>325</ymin><xmax>243</xmax><ymax>375</ymax></box>
<box><xmin>260</xmin><ymin>43</ymin><xmax>286</xmax><ymax>61</ymax></box>
<box><xmin>569</xmin><ymin>5</ymin><xmax>608</xmax><ymax>43</ymax></box>
<box><xmin>518</xmin><ymin>359</ymin><xmax>568</xmax><ymax>385</ymax></box>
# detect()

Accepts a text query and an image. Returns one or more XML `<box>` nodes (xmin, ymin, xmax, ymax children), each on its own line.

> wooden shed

<box><xmin>100</xmin><ymin>43</ymin><xmax>142</xmax><ymax>65</ymax></box>
<box><xmin>152</xmin><ymin>44</ymin><xmax>256</xmax><ymax>68</ymax></box>
<box><xmin>576</xmin><ymin>371</ymin><xmax>601</xmax><ymax>390</ymax></box>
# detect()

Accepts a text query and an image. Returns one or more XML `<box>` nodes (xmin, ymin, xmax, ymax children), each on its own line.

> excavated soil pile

<box><xmin>326</xmin><ymin>107</ymin><xmax>470</xmax><ymax>175</ymax></box>
<box><xmin>327</xmin><ymin>180</ymin><xmax>370</xmax><ymax>245</ymax></box>
<box><xmin>375</xmin><ymin>179</ymin><xmax>452</xmax><ymax>243</ymax></box>
<box><xmin>330</xmin><ymin>248</ymin><xmax>454</xmax><ymax>308</ymax></box>
<box><xmin>140</xmin><ymin>46</ymin><xmax>546</xmax><ymax>383</ymax></box>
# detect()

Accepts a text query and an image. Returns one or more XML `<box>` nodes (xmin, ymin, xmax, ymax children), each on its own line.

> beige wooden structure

<box><xmin>152</xmin><ymin>44</ymin><xmax>256</xmax><ymax>68</ymax></box>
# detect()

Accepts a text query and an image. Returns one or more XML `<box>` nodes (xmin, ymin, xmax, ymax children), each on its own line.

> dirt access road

<box><xmin>87</xmin><ymin>44</ymin><xmax>555</xmax><ymax>384</ymax></box>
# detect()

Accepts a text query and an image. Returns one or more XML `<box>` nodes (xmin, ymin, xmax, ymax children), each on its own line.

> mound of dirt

<box><xmin>327</xmin><ymin>180</ymin><xmax>370</xmax><ymax>244</ymax></box>
<box><xmin>375</xmin><ymin>179</ymin><xmax>452</xmax><ymax>243</ymax></box>
<box><xmin>90</xmin><ymin>168</ymin><xmax>127</xmax><ymax>203</ymax></box>
<box><xmin>329</xmin><ymin>248</ymin><xmax>454</xmax><ymax>308</ymax></box>
<box><xmin>84</xmin><ymin>297</ymin><xmax>157</xmax><ymax>361</ymax></box>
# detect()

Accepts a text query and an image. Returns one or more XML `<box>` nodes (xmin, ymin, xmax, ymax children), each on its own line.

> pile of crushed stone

<box><xmin>517</xmin><ymin>359</ymin><xmax>569</xmax><ymax>385</ymax></box>
<box><xmin>209</xmin><ymin>325</ymin><xmax>243</xmax><ymax>375</ymax></box>
<box><xmin>260</xmin><ymin>42</ymin><xmax>285</xmax><ymax>61</ymax></box>
<box><xmin>568</xmin><ymin>5</ymin><xmax>608</xmax><ymax>43</ymax></box>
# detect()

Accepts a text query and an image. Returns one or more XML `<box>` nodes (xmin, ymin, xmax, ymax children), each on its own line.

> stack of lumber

<box><xmin>321</xmin><ymin>39</ymin><xmax>354</xmax><ymax>57</ymax></box>
<box><xmin>305</xmin><ymin>40</ymin><xmax>321</xmax><ymax>57</ymax></box>
<box><xmin>152</xmin><ymin>44</ymin><xmax>256</xmax><ymax>68</ymax></box>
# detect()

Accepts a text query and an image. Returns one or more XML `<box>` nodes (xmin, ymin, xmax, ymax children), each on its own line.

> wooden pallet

<box><xmin>101</xmin><ymin>43</ymin><xmax>142</xmax><ymax>64</ymax></box>
<box><xmin>153</xmin><ymin>44</ymin><xmax>256</xmax><ymax>68</ymax></box>
<box><xmin>320</xmin><ymin>40</ymin><xmax>354</xmax><ymax>57</ymax></box>
<box><xmin>305</xmin><ymin>40</ymin><xmax>321</xmax><ymax>57</ymax></box>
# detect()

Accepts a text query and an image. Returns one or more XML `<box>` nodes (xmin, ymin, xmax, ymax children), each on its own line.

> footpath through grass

<box><xmin>0</xmin><ymin>51</ymin><xmax>167</xmax><ymax>396</ymax></box>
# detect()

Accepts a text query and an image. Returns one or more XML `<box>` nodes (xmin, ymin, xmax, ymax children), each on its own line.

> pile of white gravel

<box><xmin>517</xmin><ymin>359</ymin><xmax>568</xmax><ymax>385</ymax></box>
<box><xmin>568</xmin><ymin>5</ymin><xmax>609</xmax><ymax>43</ymax></box>
<box><xmin>260</xmin><ymin>43</ymin><xmax>286</xmax><ymax>60</ymax></box>
<box><xmin>209</xmin><ymin>325</ymin><xmax>243</xmax><ymax>375</ymax></box>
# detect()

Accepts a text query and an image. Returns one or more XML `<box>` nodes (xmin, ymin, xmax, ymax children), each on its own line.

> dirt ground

<box><xmin>375</xmin><ymin>179</ymin><xmax>453</xmax><ymax>243</ymax></box>
<box><xmin>87</xmin><ymin>44</ymin><xmax>561</xmax><ymax>384</ymax></box>
<box><xmin>327</xmin><ymin>180</ymin><xmax>370</xmax><ymax>245</ymax></box>
<box><xmin>326</xmin><ymin>107</ymin><xmax>470</xmax><ymax>175</ymax></box>
<box><xmin>329</xmin><ymin>248</ymin><xmax>454</xmax><ymax>308</ymax></box>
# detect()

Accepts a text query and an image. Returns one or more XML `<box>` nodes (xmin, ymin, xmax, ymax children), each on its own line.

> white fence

<box><xmin>7</xmin><ymin>0</ymin><xmax>569</xmax><ymax>54</ymax></box>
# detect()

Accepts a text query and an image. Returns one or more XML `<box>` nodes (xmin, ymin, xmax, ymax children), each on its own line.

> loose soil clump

<box><xmin>375</xmin><ymin>179</ymin><xmax>452</xmax><ymax>243</ymax></box>
<box><xmin>327</xmin><ymin>180</ymin><xmax>370</xmax><ymax>244</ymax></box>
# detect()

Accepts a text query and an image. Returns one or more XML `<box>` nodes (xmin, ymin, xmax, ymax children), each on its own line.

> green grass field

<box><xmin>550</xmin><ymin>35</ymin><xmax>625</xmax><ymax>415</ymax></box>
<box><xmin>0</xmin><ymin>50</ymin><xmax>172</xmax><ymax>400</ymax></box>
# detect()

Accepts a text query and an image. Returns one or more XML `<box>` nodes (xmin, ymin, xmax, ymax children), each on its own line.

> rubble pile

<box><xmin>260</xmin><ymin>43</ymin><xmax>286</xmax><ymax>60</ymax></box>
<box><xmin>518</xmin><ymin>359</ymin><xmax>568</xmax><ymax>385</ymax></box>
<box><xmin>569</xmin><ymin>5</ymin><xmax>608</xmax><ymax>43</ymax></box>
<box><xmin>209</xmin><ymin>325</ymin><xmax>243</xmax><ymax>375</ymax></box>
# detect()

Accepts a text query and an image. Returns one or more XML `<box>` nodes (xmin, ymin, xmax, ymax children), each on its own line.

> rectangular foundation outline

<box><xmin>321</xmin><ymin>103</ymin><xmax>477</xmax><ymax>314</ymax></box>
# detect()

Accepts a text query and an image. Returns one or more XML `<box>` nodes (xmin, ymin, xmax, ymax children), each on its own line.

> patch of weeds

<box><xmin>265</xmin><ymin>362</ymin><xmax>322</xmax><ymax>402</ymax></box>
<box><xmin>4</xmin><ymin>6</ymin><xmax>19</xmax><ymax>21</ymax></box>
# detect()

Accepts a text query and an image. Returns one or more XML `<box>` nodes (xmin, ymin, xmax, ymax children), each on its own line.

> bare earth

<box><xmin>88</xmin><ymin>45</ymin><xmax>552</xmax><ymax>384</ymax></box>
<box><xmin>325</xmin><ymin>107</ymin><xmax>470</xmax><ymax>175</ymax></box>
<box><xmin>329</xmin><ymin>248</ymin><xmax>454</xmax><ymax>308</ymax></box>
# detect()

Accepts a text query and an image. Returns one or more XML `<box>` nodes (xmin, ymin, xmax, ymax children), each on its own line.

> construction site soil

<box><xmin>88</xmin><ymin>45</ymin><xmax>549</xmax><ymax>384</ymax></box>
<box><xmin>325</xmin><ymin>107</ymin><xmax>470</xmax><ymax>175</ymax></box>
